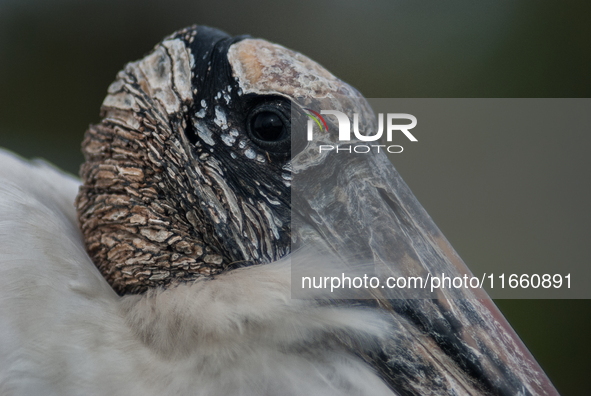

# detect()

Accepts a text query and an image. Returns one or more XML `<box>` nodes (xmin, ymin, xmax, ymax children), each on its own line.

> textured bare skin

<box><xmin>76</xmin><ymin>32</ymin><xmax>367</xmax><ymax>295</ymax></box>
<box><xmin>77</xmin><ymin>40</ymin><xmax>216</xmax><ymax>294</ymax></box>
<box><xmin>228</xmin><ymin>39</ymin><xmax>342</xmax><ymax>98</ymax></box>
<box><xmin>76</xmin><ymin>31</ymin><xmax>299</xmax><ymax>295</ymax></box>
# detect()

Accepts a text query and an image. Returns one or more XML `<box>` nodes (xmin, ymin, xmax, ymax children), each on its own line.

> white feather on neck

<box><xmin>0</xmin><ymin>149</ymin><xmax>395</xmax><ymax>396</ymax></box>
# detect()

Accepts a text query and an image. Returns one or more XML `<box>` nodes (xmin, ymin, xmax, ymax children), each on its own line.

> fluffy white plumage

<box><xmin>0</xmin><ymin>149</ymin><xmax>395</xmax><ymax>396</ymax></box>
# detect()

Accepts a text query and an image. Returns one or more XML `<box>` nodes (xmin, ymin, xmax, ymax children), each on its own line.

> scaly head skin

<box><xmin>75</xmin><ymin>26</ymin><xmax>366</xmax><ymax>295</ymax></box>
<box><xmin>76</xmin><ymin>27</ymin><xmax>293</xmax><ymax>294</ymax></box>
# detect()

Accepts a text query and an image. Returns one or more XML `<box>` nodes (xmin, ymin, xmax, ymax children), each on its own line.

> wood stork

<box><xmin>0</xmin><ymin>25</ymin><xmax>559</xmax><ymax>396</ymax></box>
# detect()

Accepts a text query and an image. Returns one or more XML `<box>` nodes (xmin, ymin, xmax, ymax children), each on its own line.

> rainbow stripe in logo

<box><xmin>304</xmin><ymin>108</ymin><xmax>329</xmax><ymax>133</ymax></box>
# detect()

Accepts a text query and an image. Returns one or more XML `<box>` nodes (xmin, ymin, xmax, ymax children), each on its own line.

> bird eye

<box><xmin>251</xmin><ymin>112</ymin><xmax>284</xmax><ymax>142</ymax></box>
<box><xmin>246</xmin><ymin>100</ymin><xmax>291</xmax><ymax>154</ymax></box>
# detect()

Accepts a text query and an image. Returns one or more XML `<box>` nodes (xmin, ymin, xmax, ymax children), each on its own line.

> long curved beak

<box><xmin>290</xmin><ymin>99</ymin><xmax>559</xmax><ymax>395</ymax></box>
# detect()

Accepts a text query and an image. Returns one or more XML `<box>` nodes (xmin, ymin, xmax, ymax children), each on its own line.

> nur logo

<box><xmin>304</xmin><ymin>109</ymin><xmax>418</xmax><ymax>154</ymax></box>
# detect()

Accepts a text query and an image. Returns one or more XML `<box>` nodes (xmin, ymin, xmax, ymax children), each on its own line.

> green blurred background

<box><xmin>0</xmin><ymin>0</ymin><xmax>589</xmax><ymax>394</ymax></box>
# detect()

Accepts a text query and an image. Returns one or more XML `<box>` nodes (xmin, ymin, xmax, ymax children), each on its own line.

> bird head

<box><xmin>76</xmin><ymin>27</ymin><xmax>299</xmax><ymax>294</ymax></box>
<box><xmin>76</xmin><ymin>25</ymin><xmax>382</xmax><ymax>296</ymax></box>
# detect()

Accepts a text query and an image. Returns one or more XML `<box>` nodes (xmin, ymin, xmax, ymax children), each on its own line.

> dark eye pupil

<box><xmin>252</xmin><ymin>112</ymin><xmax>284</xmax><ymax>141</ymax></box>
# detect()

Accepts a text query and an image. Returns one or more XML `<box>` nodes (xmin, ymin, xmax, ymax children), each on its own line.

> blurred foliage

<box><xmin>0</xmin><ymin>0</ymin><xmax>589</xmax><ymax>394</ymax></box>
